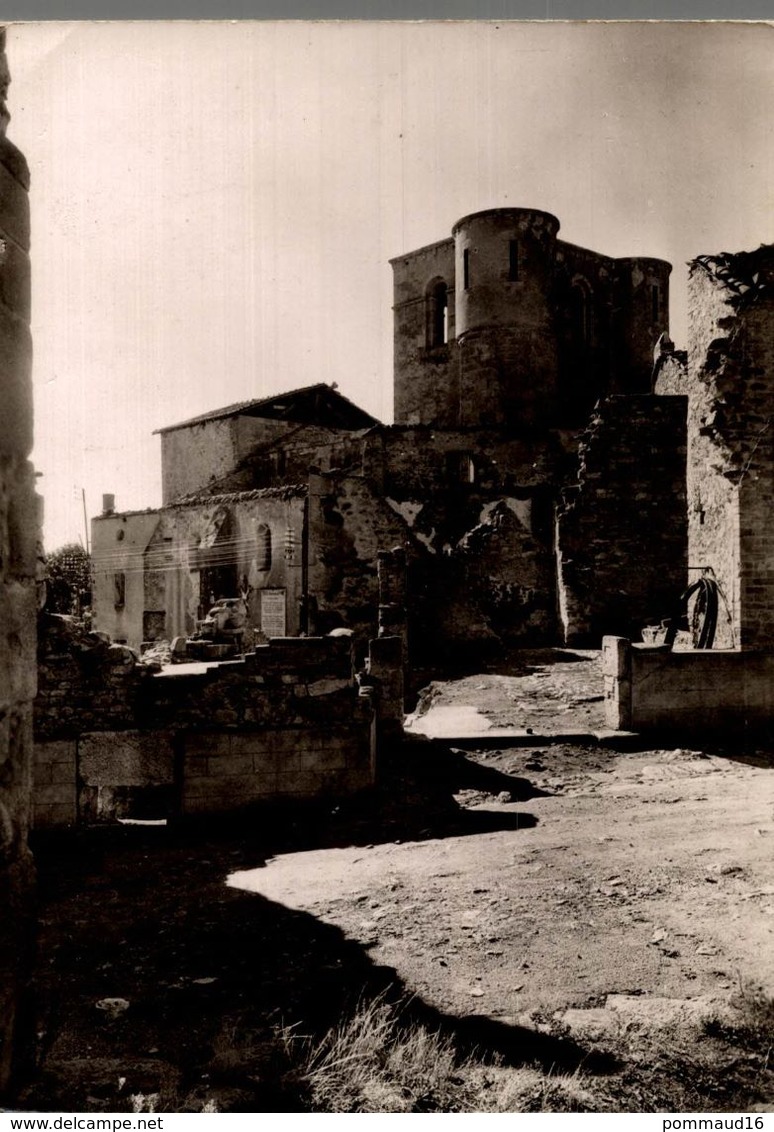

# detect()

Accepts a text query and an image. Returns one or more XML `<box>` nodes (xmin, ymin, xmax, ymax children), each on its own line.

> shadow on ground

<box><xmin>24</xmin><ymin>808</ymin><xmax>616</xmax><ymax>1113</ymax></box>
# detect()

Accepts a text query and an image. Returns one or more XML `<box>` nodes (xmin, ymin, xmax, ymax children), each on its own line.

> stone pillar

<box><xmin>602</xmin><ymin>636</ymin><xmax>632</xmax><ymax>731</ymax></box>
<box><xmin>368</xmin><ymin>635</ymin><xmax>404</xmax><ymax>754</ymax></box>
<box><xmin>0</xmin><ymin>28</ymin><xmax>36</xmax><ymax>1100</ymax></box>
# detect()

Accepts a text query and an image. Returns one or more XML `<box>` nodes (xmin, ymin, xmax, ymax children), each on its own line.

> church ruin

<box><xmin>91</xmin><ymin>207</ymin><xmax>689</xmax><ymax>658</ymax></box>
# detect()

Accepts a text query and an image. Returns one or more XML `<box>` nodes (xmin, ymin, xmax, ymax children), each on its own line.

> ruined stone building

<box><xmin>0</xmin><ymin>29</ymin><xmax>37</xmax><ymax>1099</ymax></box>
<box><xmin>654</xmin><ymin>244</ymin><xmax>774</xmax><ymax>652</ymax></box>
<box><xmin>93</xmin><ymin>207</ymin><xmax>692</xmax><ymax>657</ymax></box>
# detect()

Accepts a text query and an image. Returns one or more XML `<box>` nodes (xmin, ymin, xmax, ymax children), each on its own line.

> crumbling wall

<box><xmin>611</xmin><ymin>258</ymin><xmax>672</xmax><ymax>394</ymax></box>
<box><xmin>307</xmin><ymin>470</ymin><xmax>417</xmax><ymax>641</ymax></box>
<box><xmin>0</xmin><ymin>32</ymin><xmax>35</xmax><ymax>1097</ymax></box>
<box><xmin>35</xmin><ymin>615</ymin><xmax>152</xmax><ymax>743</ymax></box>
<box><xmin>161</xmin><ymin>488</ymin><xmax>306</xmax><ymax>641</ymax></box>
<box><xmin>33</xmin><ymin>633</ymin><xmax>382</xmax><ymax>825</ymax></box>
<box><xmin>205</xmin><ymin>422</ymin><xmax>365</xmax><ymax>495</ymax></box>
<box><xmin>557</xmin><ymin>395</ymin><xmax>688</xmax><ymax>645</ymax></box>
<box><xmin>432</xmin><ymin>500</ymin><xmax>558</xmax><ymax>649</ymax></box>
<box><xmin>683</xmin><ymin>249</ymin><xmax>774</xmax><ymax>648</ymax></box>
<box><xmin>90</xmin><ymin>511</ymin><xmax>160</xmax><ymax>646</ymax></box>
<box><xmin>161</xmin><ymin>413</ymin><xmax>369</xmax><ymax>505</ymax></box>
<box><xmin>160</xmin><ymin>417</ymin><xmax>243</xmax><ymax>505</ymax></box>
<box><xmin>160</xmin><ymin>414</ymin><xmax>313</xmax><ymax>503</ymax></box>
<box><xmin>362</xmin><ymin>424</ymin><xmax>569</xmax><ymax>556</ymax></box>
<box><xmin>92</xmin><ymin>488</ymin><xmax>307</xmax><ymax>649</ymax></box>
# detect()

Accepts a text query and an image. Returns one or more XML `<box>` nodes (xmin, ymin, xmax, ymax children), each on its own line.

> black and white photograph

<box><xmin>1</xmin><ymin>17</ymin><xmax>774</xmax><ymax>1116</ymax></box>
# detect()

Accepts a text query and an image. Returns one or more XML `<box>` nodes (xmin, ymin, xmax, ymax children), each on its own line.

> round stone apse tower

<box><xmin>452</xmin><ymin>208</ymin><xmax>561</xmax><ymax>430</ymax></box>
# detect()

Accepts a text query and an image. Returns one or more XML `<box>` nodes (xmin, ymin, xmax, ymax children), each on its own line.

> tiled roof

<box><xmin>92</xmin><ymin>485</ymin><xmax>308</xmax><ymax>521</ymax></box>
<box><xmin>167</xmin><ymin>485</ymin><xmax>308</xmax><ymax>507</ymax></box>
<box><xmin>155</xmin><ymin>383</ymin><xmax>379</xmax><ymax>434</ymax></box>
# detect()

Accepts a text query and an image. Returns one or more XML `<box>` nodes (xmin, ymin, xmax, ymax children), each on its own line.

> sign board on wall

<box><xmin>260</xmin><ymin>589</ymin><xmax>287</xmax><ymax>638</ymax></box>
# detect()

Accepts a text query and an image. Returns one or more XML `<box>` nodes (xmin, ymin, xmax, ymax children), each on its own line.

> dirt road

<box><xmin>23</xmin><ymin>651</ymin><xmax>774</xmax><ymax>1112</ymax></box>
<box><xmin>231</xmin><ymin>742</ymin><xmax>774</xmax><ymax>1031</ymax></box>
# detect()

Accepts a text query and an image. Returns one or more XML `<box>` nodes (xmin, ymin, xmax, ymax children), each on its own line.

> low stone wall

<box><xmin>35</xmin><ymin>614</ymin><xmax>152</xmax><ymax>741</ymax></box>
<box><xmin>33</xmin><ymin>627</ymin><xmax>395</xmax><ymax>827</ymax></box>
<box><xmin>182</xmin><ymin>725</ymin><xmax>372</xmax><ymax>814</ymax></box>
<box><xmin>33</xmin><ymin>741</ymin><xmax>77</xmax><ymax>828</ymax></box>
<box><xmin>603</xmin><ymin>635</ymin><xmax>774</xmax><ymax>734</ymax></box>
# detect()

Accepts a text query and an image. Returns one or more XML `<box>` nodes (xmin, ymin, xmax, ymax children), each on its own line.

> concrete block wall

<box><xmin>603</xmin><ymin>635</ymin><xmax>774</xmax><ymax>734</ymax></box>
<box><xmin>0</xmin><ymin>33</ymin><xmax>36</xmax><ymax>1097</ymax></box>
<box><xmin>33</xmin><ymin>741</ymin><xmax>77</xmax><ymax>828</ymax></box>
<box><xmin>182</xmin><ymin>726</ymin><xmax>372</xmax><ymax>813</ymax></box>
<box><xmin>33</xmin><ymin>635</ymin><xmax>384</xmax><ymax>826</ymax></box>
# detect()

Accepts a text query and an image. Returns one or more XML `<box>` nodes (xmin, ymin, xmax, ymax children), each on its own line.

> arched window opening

<box><xmin>426</xmin><ymin>280</ymin><xmax>449</xmax><ymax>348</ymax></box>
<box><xmin>256</xmin><ymin>523</ymin><xmax>272</xmax><ymax>572</ymax></box>
<box><xmin>113</xmin><ymin>572</ymin><xmax>126</xmax><ymax>609</ymax></box>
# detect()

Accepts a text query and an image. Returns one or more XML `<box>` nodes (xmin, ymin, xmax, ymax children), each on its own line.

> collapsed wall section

<box><xmin>306</xmin><ymin>470</ymin><xmax>416</xmax><ymax>641</ymax></box>
<box><xmin>557</xmin><ymin>395</ymin><xmax>687</xmax><ymax>645</ymax></box>
<box><xmin>429</xmin><ymin>499</ymin><xmax>558</xmax><ymax>649</ymax></box>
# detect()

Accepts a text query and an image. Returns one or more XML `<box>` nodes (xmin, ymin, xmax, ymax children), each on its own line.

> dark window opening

<box><xmin>508</xmin><ymin>239</ymin><xmax>520</xmax><ymax>282</ymax></box>
<box><xmin>256</xmin><ymin>523</ymin><xmax>272</xmax><ymax>572</ymax></box>
<box><xmin>427</xmin><ymin>280</ymin><xmax>448</xmax><ymax>348</ymax></box>
<box><xmin>463</xmin><ymin>248</ymin><xmax>470</xmax><ymax>291</ymax></box>
<box><xmin>143</xmin><ymin>611</ymin><xmax>166</xmax><ymax>641</ymax></box>
<box><xmin>271</xmin><ymin>449</ymin><xmax>287</xmax><ymax>478</ymax></box>
<box><xmin>651</xmin><ymin>283</ymin><xmax>660</xmax><ymax>323</ymax></box>
<box><xmin>113</xmin><ymin>572</ymin><xmax>126</xmax><ymax>609</ymax></box>
<box><xmin>446</xmin><ymin>451</ymin><xmax>476</xmax><ymax>485</ymax></box>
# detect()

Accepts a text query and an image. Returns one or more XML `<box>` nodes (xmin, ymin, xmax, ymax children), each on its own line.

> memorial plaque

<box><xmin>260</xmin><ymin>589</ymin><xmax>286</xmax><ymax>638</ymax></box>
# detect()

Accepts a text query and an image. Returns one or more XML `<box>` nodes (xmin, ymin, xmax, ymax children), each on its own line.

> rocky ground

<box><xmin>17</xmin><ymin>651</ymin><xmax>774</xmax><ymax>1113</ymax></box>
<box><xmin>407</xmin><ymin>648</ymin><xmax>606</xmax><ymax>735</ymax></box>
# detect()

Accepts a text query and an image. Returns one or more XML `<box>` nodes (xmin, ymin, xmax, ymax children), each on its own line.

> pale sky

<box><xmin>6</xmin><ymin>20</ymin><xmax>773</xmax><ymax>551</ymax></box>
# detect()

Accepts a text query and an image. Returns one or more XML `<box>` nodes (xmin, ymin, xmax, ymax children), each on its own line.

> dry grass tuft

<box><xmin>291</xmin><ymin>993</ymin><xmax>599</xmax><ymax>1113</ymax></box>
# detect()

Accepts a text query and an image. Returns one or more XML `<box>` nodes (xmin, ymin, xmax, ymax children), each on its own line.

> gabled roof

<box><xmin>155</xmin><ymin>382</ymin><xmax>380</xmax><ymax>435</ymax></box>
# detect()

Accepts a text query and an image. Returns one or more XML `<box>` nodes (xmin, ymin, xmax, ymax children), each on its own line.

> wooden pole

<box><xmin>81</xmin><ymin>488</ymin><xmax>90</xmax><ymax>555</ymax></box>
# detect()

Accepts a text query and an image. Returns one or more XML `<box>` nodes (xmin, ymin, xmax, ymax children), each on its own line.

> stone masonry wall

<box><xmin>35</xmin><ymin>615</ymin><xmax>152</xmax><ymax>744</ymax></box>
<box><xmin>557</xmin><ymin>395</ymin><xmax>688</xmax><ymax>645</ymax></box>
<box><xmin>306</xmin><ymin>470</ymin><xmax>416</xmax><ymax>642</ymax></box>
<box><xmin>34</xmin><ymin>628</ymin><xmax>379</xmax><ymax>826</ymax></box>
<box><xmin>431</xmin><ymin>499</ymin><xmax>558</xmax><ymax>649</ymax></box>
<box><xmin>391</xmin><ymin>238</ymin><xmax>458</xmax><ymax>427</ymax></box>
<box><xmin>0</xmin><ymin>31</ymin><xmax>36</xmax><ymax>1098</ymax></box>
<box><xmin>683</xmin><ymin>249</ymin><xmax>774</xmax><ymax>649</ymax></box>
